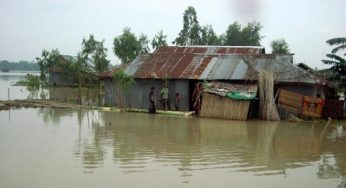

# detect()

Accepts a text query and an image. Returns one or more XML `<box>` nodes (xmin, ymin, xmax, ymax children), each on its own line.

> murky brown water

<box><xmin>0</xmin><ymin>108</ymin><xmax>345</xmax><ymax>188</ymax></box>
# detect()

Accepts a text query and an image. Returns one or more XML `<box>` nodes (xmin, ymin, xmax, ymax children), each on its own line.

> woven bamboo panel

<box><xmin>200</xmin><ymin>93</ymin><xmax>250</xmax><ymax>120</ymax></box>
<box><xmin>278</xmin><ymin>89</ymin><xmax>303</xmax><ymax>113</ymax></box>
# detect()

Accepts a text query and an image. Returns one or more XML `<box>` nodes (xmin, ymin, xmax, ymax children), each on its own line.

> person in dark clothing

<box><xmin>175</xmin><ymin>92</ymin><xmax>180</xmax><ymax>111</ymax></box>
<box><xmin>149</xmin><ymin>86</ymin><xmax>156</xmax><ymax>113</ymax></box>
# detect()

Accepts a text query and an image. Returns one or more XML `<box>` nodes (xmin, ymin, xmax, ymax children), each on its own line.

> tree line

<box><xmin>34</xmin><ymin>6</ymin><xmax>292</xmax><ymax>104</ymax></box>
<box><xmin>0</xmin><ymin>60</ymin><xmax>39</xmax><ymax>72</ymax></box>
<box><xmin>113</xmin><ymin>6</ymin><xmax>290</xmax><ymax>64</ymax></box>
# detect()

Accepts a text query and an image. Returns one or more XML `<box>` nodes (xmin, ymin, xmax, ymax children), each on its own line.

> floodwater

<box><xmin>0</xmin><ymin>108</ymin><xmax>345</xmax><ymax>188</ymax></box>
<box><xmin>0</xmin><ymin>73</ymin><xmax>346</xmax><ymax>188</ymax></box>
<box><xmin>0</xmin><ymin>72</ymin><xmax>101</xmax><ymax>104</ymax></box>
<box><xmin>0</xmin><ymin>71</ymin><xmax>42</xmax><ymax>100</ymax></box>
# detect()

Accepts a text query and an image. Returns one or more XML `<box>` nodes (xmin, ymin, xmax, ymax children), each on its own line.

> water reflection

<box><xmin>38</xmin><ymin>109</ymin><xmax>344</xmax><ymax>182</ymax></box>
<box><xmin>1</xmin><ymin>108</ymin><xmax>345</xmax><ymax>187</ymax></box>
<box><xmin>0</xmin><ymin>73</ymin><xmax>101</xmax><ymax>103</ymax></box>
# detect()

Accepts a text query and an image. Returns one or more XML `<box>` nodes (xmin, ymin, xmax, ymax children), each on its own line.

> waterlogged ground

<box><xmin>0</xmin><ymin>108</ymin><xmax>345</xmax><ymax>188</ymax></box>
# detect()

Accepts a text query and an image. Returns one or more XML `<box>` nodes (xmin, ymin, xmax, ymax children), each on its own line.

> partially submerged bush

<box><xmin>15</xmin><ymin>74</ymin><xmax>41</xmax><ymax>88</ymax></box>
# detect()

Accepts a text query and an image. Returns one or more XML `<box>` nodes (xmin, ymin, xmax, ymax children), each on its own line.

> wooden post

<box><xmin>8</xmin><ymin>88</ymin><xmax>10</xmax><ymax>100</ymax></box>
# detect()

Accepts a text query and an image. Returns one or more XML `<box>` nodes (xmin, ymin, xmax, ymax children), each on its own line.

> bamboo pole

<box><xmin>320</xmin><ymin>117</ymin><xmax>332</xmax><ymax>140</ymax></box>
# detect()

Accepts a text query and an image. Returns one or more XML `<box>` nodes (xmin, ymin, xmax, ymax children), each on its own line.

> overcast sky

<box><xmin>0</xmin><ymin>0</ymin><xmax>345</xmax><ymax>69</ymax></box>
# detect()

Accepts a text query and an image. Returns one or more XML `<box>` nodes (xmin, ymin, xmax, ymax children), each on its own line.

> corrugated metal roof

<box><xmin>98</xmin><ymin>63</ymin><xmax>128</xmax><ymax>78</ymax></box>
<box><xmin>103</xmin><ymin>46</ymin><xmax>330</xmax><ymax>86</ymax></box>
<box><xmin>154</xmin><ymin>46</ymin><xmax>265</xmax><ymax>55</ymax></box>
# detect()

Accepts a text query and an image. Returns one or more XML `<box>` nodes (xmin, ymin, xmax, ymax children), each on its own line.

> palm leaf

<box><xmin>322</xmin><ymin>59</ymin><xmax>339</xmax><ymax>65</ymax></box>
<box><xmin>326</xmin><ymin>37</ymin><xmax>346</xmax><ymax>46</ymax></box>
<box><xmin>325</xmin><ymin>54</ymin><xmax>346</xmax><ymax>63</ymax></box>
<box><xmin>331</xmin><ymin>44</ymin><xmax>346</xmax><ymax>54</ymax></box>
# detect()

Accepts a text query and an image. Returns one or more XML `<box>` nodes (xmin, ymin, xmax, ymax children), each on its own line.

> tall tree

<box><xmin>270</xmin><ymin>39</ymin><xmax>290</xmax><ymax>54</ymax></box>
<box><xmin>113</xmin><ymin>28</ymin><xmax>141</xmax><ymax>64</ymax></box>
<box><xmin>241</xmin><ymin>21</ymin><xmax>263</xmax><ymax>46</ymax></box>
<box><xmin>221</xmin><ymin>21</ymin><xmax>263</xmax><ymax>46</ymax></box>
<box><xmin>82</xmin><ymin>34</ymin><xmax>109</xmax><ymax>72</ymax></box>
<box><xmin>173</xmin><ymin>6</ymin><xmax>201</xmax><ymax>45</ymax></box>
<box><xmin>151</xmin><ymin>30</ymin><xmax>168</xmax><ymax>50</ymax></box>
<box><xmin>322</xmin><ymin>37</ymin><xmax>346</xmax><ymax>88</ymax></box>
<box><xmin>200</xmin><ymin>25</ymin><xmax>221</xmax><ymax>45</ymax></box>
<box><xmin>221</xmin><ymin>22</ymin><xmax>242</xmax><ymax>45</ymax></box>
<box><xmin>64</xmin><ymin>53</ymin><xmax>92</xmax><ymax>104</ymax></box>
<box><xmin>81</xmin><ymin>34</ymin><xmax>109</xmax><ymax>105</ymax></box>
<box><xmin>92</xmin><ymin>41</ymin><xmax>109</xmax><ymax>73</ymax></box>
<box><xmin>138</xmin><ymin>34</ymin><xmax>150</xmax><ymax>54</ymax></box>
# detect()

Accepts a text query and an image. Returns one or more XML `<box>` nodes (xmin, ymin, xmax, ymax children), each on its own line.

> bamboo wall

<box><xmin>104</xmin><ymin>78</ymin><xmax>191</xmax><ymax>110</ymax></box>
<box><xmin>200</xmin><ymin>93</ymin><xmax>251</xmax><ymax>120</ymax></box>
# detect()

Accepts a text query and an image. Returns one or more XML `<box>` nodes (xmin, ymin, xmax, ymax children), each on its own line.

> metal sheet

<box><xmin>100</xmin><ymin>46</ymin><xmax>331</xmax><ymax>87</ymax></box>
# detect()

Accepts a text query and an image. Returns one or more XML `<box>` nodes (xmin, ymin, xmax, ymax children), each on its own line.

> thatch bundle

<box><xmin>258</xmin><ymin>70</ymin><xmax>280</xmax><ymax>121</ymax></box>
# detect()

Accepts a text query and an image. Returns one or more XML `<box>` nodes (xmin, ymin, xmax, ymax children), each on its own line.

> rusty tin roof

<box><xmin>102</xmin><ymin>46</ymin><xmax>331</xmax><ymax>86</ymax></box>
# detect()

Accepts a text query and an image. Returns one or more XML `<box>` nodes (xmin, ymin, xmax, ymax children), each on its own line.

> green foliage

<box><xmin>322</xmin><ymin>37</ymin><xmax>346</xmax><ymax>88</ymax></box>
<box><xmin>139</xmin><ymin>34</ymin><xmax>150</xmax><ymax>54</ymax></box>
<box><xmin>221</xmin><ymin>21</ymin><xmax>263</xmax><ymax>46</ymax></box>
<box><xmin>173</xmin><ymin>6</ymin><xmax>202</xmax><ymax>45</ymax></box>
<box><xmin>113</xmin><ymin>28</ymin><xmax>142</xmax><ymax>64</ymax></box>
<box><xmin>36</xmin><ymin>49</ymin><xmax>60</xmax><ymax>82</ymax></box>
<box><xmin>151</xmin><ymin>30</ymin><xmax>168</xmax><ymax>50</ymax></box>
<box><xmin>326</xmin><ymin>37</ymin><xmax>346</xmax><ymax>54</ymax></box>
<box><xmin>114</xmin><ymin>70</ymin><xmax>135</xmax><ymax>92</ymax></box>
<box><xmin>200</xmin><ymin>25</ymin><xmax>221</xmax><ymax>45</ymax></box>
<box><xmin>322</xmin><ymin>54</ymin><xmax>346</xmax><ymax>75</ymax></box>
<box><xmin>63</xmin><ymin>53</ymin><xmax>93</xmax><ymax>83</ymax></box>
<box><xmin>173</xmin><ymin>6</ymin><xmax>263</xmax><ymax>46</ymax></box>
<box><xmin>63</xmin><ymin>53</ymin><xmax>94</xmax><ymax>104</ymax></box>
<box><xmin>270</xmin><ymin>39</ymin><xmax>290</xmax><ymax>54</ymax></box>
<box><xmin>15</xmin><ymin>74</ymin><xmax>41</xmax><ymax>88</ymax></box>
<box><xmin>220</xmin><ymin>22</ymin><xmax>242</xmax><ymax>45</ymax></box>
<box><xmin>82</xmin><ymin>34</ymin><xmax>109</xmax><ymax>72</ymax></box>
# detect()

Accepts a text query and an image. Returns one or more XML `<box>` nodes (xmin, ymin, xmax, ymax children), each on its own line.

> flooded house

<box><xmin>99</xmin><ymin>46</ymin><xmax>335</xmax><ymax>120</ymax></box>
<box><xmin>48</xmin><ymin>55</ymin><xmax>94</xmax><ymax>86</ymax></box>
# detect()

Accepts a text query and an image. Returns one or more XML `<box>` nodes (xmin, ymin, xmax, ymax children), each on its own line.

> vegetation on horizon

<box><xmin>0</xmin><ymin>60</ymin><xmax>39</xmax><ymax>72</ymax></box>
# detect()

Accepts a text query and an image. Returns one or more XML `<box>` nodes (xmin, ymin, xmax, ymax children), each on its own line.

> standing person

<box><xmin>149</xmin><ymin>86</ymin><xmax>156</xmax><ymax>113</ymax></box>
<box><xmin>160</xmin><ymin>84</ymin><xmax>169</xmax><ymax>110</ymax></box>
<box><xmin>175</xmin><ymin>92</ymin><xmax>181</xmax><ymax>111</ymax></box>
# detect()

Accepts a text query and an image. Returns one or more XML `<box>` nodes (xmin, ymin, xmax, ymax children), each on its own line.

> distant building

<box><xmin>48</xmin><ymin>55</ymin><xmax>93</xmax><ymax>86</ymax></box>
<box><xmin>99</xmin><ymin>46</ymin><xmax>335</xmax><ymax>120</ymax></box>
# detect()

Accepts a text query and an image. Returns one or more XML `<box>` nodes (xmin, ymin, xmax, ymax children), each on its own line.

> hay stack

<box><xmin>258</xmin><ymin>70</ymin><xmax>280</xmax><ymax>121</ymax></box>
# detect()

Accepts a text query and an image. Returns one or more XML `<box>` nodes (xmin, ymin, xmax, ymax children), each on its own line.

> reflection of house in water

<box><xmin>48</xmin><ymin>86</ymin><xmax>101</xmax><ymax>105</ymax></box>
<box><xmin>322</xmin><ymin>125</ymin><xmax>346</xmax><ymax>178</ymax></box>
<box><xmin>71</xmin><ymin>110</ymin><xmax>345</xmax><ymax>179</ymax></box>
